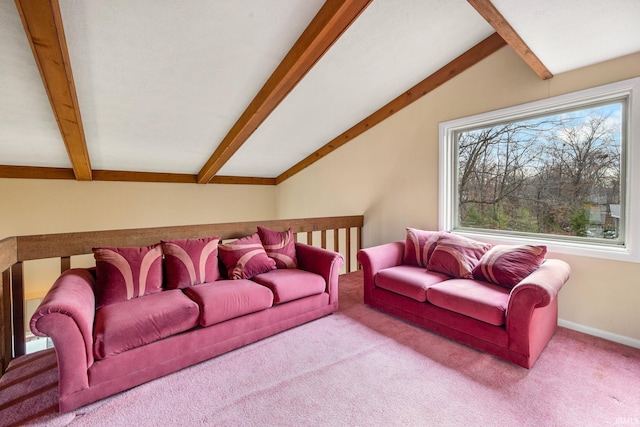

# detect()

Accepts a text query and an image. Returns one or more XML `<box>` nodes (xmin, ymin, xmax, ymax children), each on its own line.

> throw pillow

<box><xmin>93</xmin><ymin>244</ymin><xmax>163</xmax><ymax>308</ymax></box>
<box><xmin>472</xmin><ymin>244</ymin><xmax>547</xmax><ymax>288</ymax></box>
<box><xmin>404</xmin><ymin>227</ymin><xmax>442</xmax><ymax>267</ymax></box>
<box><xmin>161</xmin><ymin>236</ymin><xmax>221</xmax><ymax>289</ymax></box>
<box><xmin>257</xmin><ymin>226</ymin><xmax>298</xmax><ymax>269</ymax></box>
<box><xmin>426</xmin><ymin>235</ymin><xmax>490</xmax><ymax>279</ymax></box>
<box><xmin>218</xmin><ymin>233</ymin><xmax>276</xmax><ymax>279</ymax></box>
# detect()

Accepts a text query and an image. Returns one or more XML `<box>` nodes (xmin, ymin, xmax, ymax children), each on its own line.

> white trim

<box><xmin>439</xmin><ymin>77</ymin><xmax>640</xmax><ymax>262</ymax></box>
<box><xmin>558</xmin><ymin>319</ymin><xmax>640</xmax><ymax>349</ymax></box>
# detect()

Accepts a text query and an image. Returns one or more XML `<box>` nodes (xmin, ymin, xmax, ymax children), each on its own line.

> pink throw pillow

<box><xmin>161</xmin><ymin>236</ymin><xmax>221</xmax><ymax>289</ymax></box>
<box><xmin>404</xmin><ymin>227</ymin><xmax>442</xmax><ymax>267</ymax></box>
<box><xmin>426</xmin><ymin>235</ymin><xmax>490</xmax><ymax>279</ymax></box>
<box><xmin>218</xmin><ymin>233</ymin><xmax>276</xmax><ymax>279</ymax></box>
<box><xmin>93</xmin><ymin>244</ymin><xmax>163</xmax><ymax>308</ymax></box>
<box><xmin>257</xmin><ymin>226</ymin><xmax>298</xmax><ymax>269</ymax></box>
<box><xmin>472</xmin><ymin>244</ymin><xmax>547</xmax><ymax>288</ymax></box>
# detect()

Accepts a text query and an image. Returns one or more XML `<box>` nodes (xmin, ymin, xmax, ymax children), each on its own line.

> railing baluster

<box><xmin>11</xmin><ymin>262</ymin><xmax>25</xmax><ymax>357</ymax></box>
<box><xmin>346</xmin><ymin>228</ymin><xmax>352</xmax><ymax>272</ymax></box>
<box><xmin>61</xmin><ymin>256</ymin><xmax>71</xmax><ymax>273</ymax></box>
<box><xmin>306</xmin><ymin>231</ymin><xmax>313</xmax><ymax>246</ymax></box>
<box><xmin>321</xmin><ymin>230</ymin><xmax>327</xmax><ymax>249</ymax></box>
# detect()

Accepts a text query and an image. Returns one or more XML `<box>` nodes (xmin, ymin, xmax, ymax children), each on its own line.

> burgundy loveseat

<box><xmin>30</xmin><ymin>238</ymin><xmax>343</xmax><ymax>412</ymax></box>
<box><xmin>357</xmin><ymin>230</ymin><xmax>571</xmax><ymax>368</ymax></box>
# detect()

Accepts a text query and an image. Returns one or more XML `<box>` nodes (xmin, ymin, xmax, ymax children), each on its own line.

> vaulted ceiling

<box><xmin>1</xmin><ymin>0</ymin><xmax>639</xmax><ymax>185</ymax></box>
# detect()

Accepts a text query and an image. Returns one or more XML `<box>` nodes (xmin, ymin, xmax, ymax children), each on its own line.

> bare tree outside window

<box><xmin>456</xmin><ymin>102</ymin><xmax>623</xmax><ymax>243</ymax></box>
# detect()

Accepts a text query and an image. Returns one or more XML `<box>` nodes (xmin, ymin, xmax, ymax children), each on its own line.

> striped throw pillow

<box><xmin>218</xmin><ymin>233</ymin><xmax>276</xmax><ymax>280</ymax></box>
<box><xmin>93</xmin><ymin>244</ymin><xmax>163</xmax><ymax>308</ymax></box>
<box><xmin>472</xmin><ymin>245</ymin><xmax>547</xmax><ymax>288</ymax></box>
<box><xmin>161</xmin><ymin>237</ymin><xmax>221</xmax><ymax>289</ymax></box>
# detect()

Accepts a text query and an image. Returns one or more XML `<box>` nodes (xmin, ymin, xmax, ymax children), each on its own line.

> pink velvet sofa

<box><xmin>30</xmin><ymin>241</ymin><xmax>343</xmax><ymax>412</ymax></box>
<box><xmin>357</xmin><ymin>231</ymin><xmax>571</xmax><ymax>368</ymax></box>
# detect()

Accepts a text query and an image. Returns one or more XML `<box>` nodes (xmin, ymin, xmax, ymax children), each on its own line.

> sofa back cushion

<box><xmin>218</xmin><ymin>233</ymin><xmax>276</xmax><ymax>279</ymax></box>
<box><xmin>472</xmin><ymin>244</ymin><xmax>547</xmax><ymax>288</ymax></box>
<box><xmin>257</xmin><ymin>226</ymin><xmax>298</xmax><ymax>269</ymax></box>
<box><xmin>426</xmin><ymin>235</ymin><xmax>490</xmax><ymax>279</ymax></box>
<box><xmin>93</xmin><ymin>244</ymin><xmax>163</xmax><ymax>308</ymax></box>
<box><xmin>404</xmin><ymin>228</ymin><xmax>442</xmax><ymax>267</ymax></box>
<box><xmin>162</xmin><ymin>237</ymin><xmax>221</xmax><ymax>289</ymax></box>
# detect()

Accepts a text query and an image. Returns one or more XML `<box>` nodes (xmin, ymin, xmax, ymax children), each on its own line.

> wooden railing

<box><xmin>0</xmin><ymin>215</ymin><xmax>363</xmax><ymax>373</ymax></box>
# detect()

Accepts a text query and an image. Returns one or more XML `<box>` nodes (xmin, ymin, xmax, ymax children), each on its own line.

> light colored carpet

<box><xmin>2</xmin><ymin>271</ymin><xmax>639</xmax><ymax>426</ymax></box>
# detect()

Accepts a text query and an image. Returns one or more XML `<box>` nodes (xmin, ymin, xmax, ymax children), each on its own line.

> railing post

<box><xmin>11</xmin><ymin>262</ymin><xmax>26</xmax><ymax>357</ymax></box>
<box><xmin>1</xmin><ymin>269</ymin><xmax>12</xmax><ymax>372</ymax></box>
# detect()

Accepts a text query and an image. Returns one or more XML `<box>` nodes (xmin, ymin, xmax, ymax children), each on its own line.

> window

<box><xmin>439</xmin><ymin>78</ymin><xmax>640</xmax><ymax>262</ymax></box>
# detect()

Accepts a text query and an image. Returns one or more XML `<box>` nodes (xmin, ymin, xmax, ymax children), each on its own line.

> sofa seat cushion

<box><xmin>375</xmin><ymin>265</ymin><xmax>451</xmax><ymax>302</ymax></box>
<box><xmin>94</xmin><ymin>289</ymin><xmax>199</xmax><ymax>360</ymax></box>
<box><xmin>426</xmin><ymin>279</ymin><xmax>510</xmax><ymax>326</ymax></box>
<box><xmin>183</xmin><ymin>279</ymin><xmax>274</xmax><ymax>327</ymax></box>
<box><xmin>251</xmin><ymin>269</ymin><xmax>326</xmax><ymax>304</ymax></box>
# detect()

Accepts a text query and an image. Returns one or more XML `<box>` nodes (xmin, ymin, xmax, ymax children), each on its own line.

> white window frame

<box><xmin>439</xmin><ymin>77</ymin><xmax>640</xmax><ymax>262</ymax></box>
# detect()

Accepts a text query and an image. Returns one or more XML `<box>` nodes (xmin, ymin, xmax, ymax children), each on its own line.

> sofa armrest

<box><xmin>506</xmin><ymin>259</ymin><xmax>571</xmax><ymax>354</ymax></box>
<box><xmin>30</xmin><ymin>268</ymin><xmax>96</xmax><ymax>395</ymax></box>
<box><xmin>508</xmin><ymin>259</ymin><xmax>571</xmax><ymax>309</ymax></box>
<box><xmin>357</xmin><ymin>241</ymin><xmax>405</xmax><ymax>304</ymax></box>
<box><xmin>295</xmin><ymin>243</ymin><xmax>344</xmax><ymax>305</ymax></box>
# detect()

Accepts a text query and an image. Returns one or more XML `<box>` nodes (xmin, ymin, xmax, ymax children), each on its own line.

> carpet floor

<box><xmin>1</xmin><ymin>271</ymin><xmax>639</xmax><ymax>426</ymax></box>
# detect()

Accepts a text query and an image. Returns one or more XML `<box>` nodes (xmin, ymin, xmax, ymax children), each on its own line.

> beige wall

<box><xmin>1</xmin><ymin>179</ymin><xmax>276</xmax><ymax>299</ymax></box>
<box><xmin>276</xmin><ymin>48</ymin><xmax>640</xmax><ymax>343</ymax></box>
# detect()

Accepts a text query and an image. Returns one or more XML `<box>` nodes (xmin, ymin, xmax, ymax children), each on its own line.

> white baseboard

<box><xmin>558</xmin><ymin>319</ymin><xmax>640</xmax><ymax>349</ymax></box>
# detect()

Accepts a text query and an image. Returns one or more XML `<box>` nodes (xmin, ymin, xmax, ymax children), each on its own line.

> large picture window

<box><xmin>439</xmin><ymin>78</ymin><xmax>640</xmax><ymax>262</ymax></box>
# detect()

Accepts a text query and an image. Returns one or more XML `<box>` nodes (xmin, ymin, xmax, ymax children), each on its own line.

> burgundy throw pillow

<box><xmin>218</xmin><ymin>233</ymin><xmax>276</xmax><ymax>279</ymax></box>
<box><xmin>426</xmin><ymin>235</ymin><xmax>490</xmax><ymax>279</ymax></box>
<box><xmin>404</xmin><ymin>228</ymin><xmax>442</xmax><ymax>267</ymax></box>
<box><xmin>472</xmin><ymin>244</ymin><xmax>547</xmax><ymax>288</ymax></box>
<box><xmin>161</xmin><ymin>236</ymin><xmax>221</xmax><ymax>289</ymax></box>
<box><xmin>93</xmin><ymin>244</ymin><xmax>163</xmax><ymax>308</ymax></box>
<box><xmin>257</xmin><ymin>226</ymin><xmax>298</xmax><ymax>269</ymax></box>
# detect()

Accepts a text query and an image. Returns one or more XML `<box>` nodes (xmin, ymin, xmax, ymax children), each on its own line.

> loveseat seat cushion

<box><xmin>93</xmin><ymin>289</ymin><xmax>199</xmax><ymax>360</ymax></box>
<box><xmin>183</xmin><ymin>279</ymin><xmax>274</xmax><ymax>327</ymax></box>
<box><xmin>426</xmin><ymin>279</ymin><xmax>510</xmax><ymax>326</ymax></box>
<box><xmin>251</xmin><ymin>269</ymin><xmax>326</xmax><ymax>304</ymax></box>
<box><xmin>375</xmin><ymin>265</ymin><xmax>451</xmax><ymax>302</ymax></box>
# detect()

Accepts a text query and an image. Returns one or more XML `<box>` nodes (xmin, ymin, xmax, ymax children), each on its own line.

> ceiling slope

<box><xmin>1</xmin><ymin>1</ymin><xmax>638</xmax><ymax>184</ymax></box>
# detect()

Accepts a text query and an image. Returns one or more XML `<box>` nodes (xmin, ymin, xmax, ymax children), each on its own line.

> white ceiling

<box><xmin>1</xmin><ymin>0</ymin><xmax>639</xmax><ymax>180</ymax></box>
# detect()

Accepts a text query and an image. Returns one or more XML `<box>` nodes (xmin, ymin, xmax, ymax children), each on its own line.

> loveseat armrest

<box><xmin>30</xmin><ymin>268</ymin><xmax>97</xmax><ymax>395</ymax></box>
<box><xmin>295</xmin><ymin>243</ymin><xmax>344</xmax><ymax>305</ymax></box>
<box><xmin>508</xmin><ymin>259</ymin><xmax>571</xmax><ymax>309</ymax></box>
<box><xmin>357</xmin><ymin>241</ymin><xmax>405</xmax><ymax>304</ymax></box>
<box><xmin>506</xmin><ymin>259</ymin><xmax>571</xmax><ymax>357</ymax></box>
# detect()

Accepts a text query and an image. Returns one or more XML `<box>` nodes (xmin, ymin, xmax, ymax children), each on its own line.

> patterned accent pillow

<box><xmin>161</xmin><ymin>236</ymin><xmax>221</xmax><ymax>289</ymax></box>
<box><xmin>93</xmin><ymin>244</ymin><xmax>163</xmax><ymax>308</ymax></box>
<box><xmin>257</xmin><ymin>226</ymin><xmax>298</xmax><ymax>269</ymax></box>
<box><xmin>426</xmin><ymin>235</ymin><xmax>491</xmax><ymax>279</ymax></box>
<box><xmin>218</xmin><ymin>233</ymin><xmax>276</xmax><ymax>280</ymax></box>
<box><xmin>404</xmin><ymin>227</ymin><xmax>442</xmax><ymax>267</ymax></box>
<box><xmin>472</xmin><ymin>244</ymin><xmax>547</xmax><ymax>288</ymax></box>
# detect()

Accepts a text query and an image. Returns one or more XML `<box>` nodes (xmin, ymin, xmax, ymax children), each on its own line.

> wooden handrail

<box><xmin>0</xmin><ymin>215</ymin><xmax>363</xmax><ymax>372</ymax></box>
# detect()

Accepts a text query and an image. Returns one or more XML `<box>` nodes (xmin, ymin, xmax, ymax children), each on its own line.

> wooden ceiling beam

<box><xmin>15</xmin><ymin>0</ymin><xmax>92</xmax><ymax>181</ymax></box>
<box><xmin>467</xmin><ymin>0</ymin><xmax>552</xmax><ymax>80</ymax></box>
<box><xmin>276</xmin><ymin>32</ymin><xmax>507</xmax><ymax>184</ymax></box>
<box><xmin>0</xmin><ymin>165</ymin><xmax>275</xmax><ymax>185</ymax></box>
<box><xmin>197</xmin><ymin>0</ymin><xmax>372</xmax><ymax>184</ymax></box>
